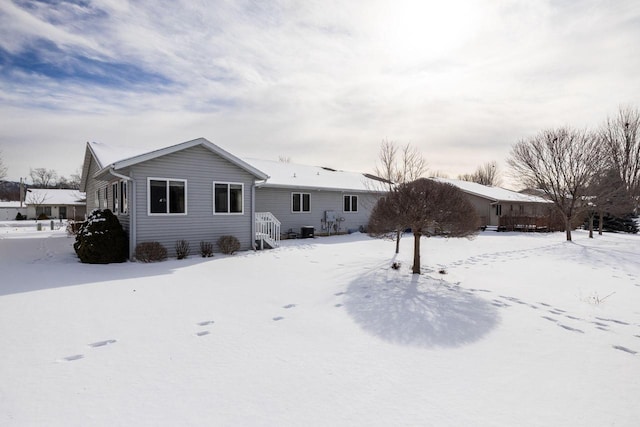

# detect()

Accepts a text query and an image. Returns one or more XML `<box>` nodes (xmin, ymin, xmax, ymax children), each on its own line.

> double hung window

<box><xmin>292</xmin><ymin>192</ymin><xmax>310</xmax><ymax>213</ymax></box>
<box><xmin>214</xmin><ymin>182</ymin><xmax>243</xmax><ymax>214</ymax></box>
<box><xmin>148</xmin><ymin>178</ymin><xmax>187</xmax><ymax>214</ymax></box>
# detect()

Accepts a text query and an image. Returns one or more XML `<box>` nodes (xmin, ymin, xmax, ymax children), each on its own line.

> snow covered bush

<box><xmin>200</xmin><ymin>241</ymin><xmax>214</xmax><ymax>257</ymax></box>
<box><xmin>73</xmin><ymin>209</ymin><xmax>129</xmax><ymax>264</ymax></box>
<box><xmin>134</xmin><ymin>241</ymin><xmax>168</xmax><ymax>263</ymax></box>
<box><xmin>175</xmin><ymin>240</ymin><xmax>191</xmax><ymax>260</ymax></box>
<box><xmin>217</xmin><ymin>235</ymin><xmax>241</xmax><ymax>255</ymax></box>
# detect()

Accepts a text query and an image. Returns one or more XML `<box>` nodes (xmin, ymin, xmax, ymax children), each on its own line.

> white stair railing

<box><xmin>255</xmin><ymin>212</ymin><xmax>281</xmax><ymax>248</ymax></box>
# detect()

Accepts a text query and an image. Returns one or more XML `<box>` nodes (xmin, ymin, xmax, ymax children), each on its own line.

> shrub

<box><xmin>135</xmin><ymin>241</ymin><xmax>168</xmax><ymax>263</ymax></box>
<box><xmin>15</xmin><ymin>212</ymin><xmax>25</xmax><ymax>221</ymax></box>
<box><xmin>217</xmin><ymin>235</ymin><xmax>241</xmax><ymax>255</ymax></box>
<box><xmin>37</xmin><ymin>213</ymin><xmax>49</xmax><ymax>220</ymax></box>
<box><xmin>200</xmin><ymin>241</ymin><xmax>214</xmax><ymax>257</ymax></box>
<box><xmin>73</xmin><ymin>209</ymin><xmax>128</xmax><ymax>264</ymax></box>
<box><xmin>175</xmin><ymin>240</ymin><xmax>191</xmax><ymax>260</ymax></box>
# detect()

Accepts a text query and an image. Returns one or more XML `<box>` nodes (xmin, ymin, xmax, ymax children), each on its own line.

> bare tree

<box><xmin>600</xmin><ymin>105</ymin><xmax>640</xmax><ymax>207</ymax></box>
<box><xmin>508</xmin><ymin>127</ymin><xmax>604</xmax><ymax>241</ymax></box>
<box><xmin>369</xmin><ymin>179</ymin><xmax>478</xmax><ymax>274</ymax></box>
<box><xmin>372</xmin><ymin>139</ymin><xmax>427</xmax><ymax>253</ymax></box>
<box><xmin>29</xmin><ymin>168</ymin><xmax>58</xmax><ymax>188</ymax></box>
<box><xmin>0</xmin><ymin>150</ymin><xmax>7</xmax><ymax>180</ymax></box>
<box><xmin>458</xmin><ymin>161</ymin><xmax>501</xmax><ymax>186</ymax></box>
<box><xmin>25</xmin><ymin>190</ymin><xmax>50</xmax><ymax>219</ymax></box>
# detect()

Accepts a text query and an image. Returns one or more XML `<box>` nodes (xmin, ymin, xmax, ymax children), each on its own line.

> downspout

<box><xmin>108</xmin><ymin>167</ymin><xmax>135</xmax><ymax>260</ymax></box>
<box><xmin>251</xmin><ymin>181</ymin><xmax>256</xmax><ymax>250</ymax></box>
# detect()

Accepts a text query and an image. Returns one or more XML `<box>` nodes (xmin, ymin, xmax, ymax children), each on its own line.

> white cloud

<box><xmin>1</xmin><ymin>0</ymin><xmax>639</xmax><ymax>188</ymax></box>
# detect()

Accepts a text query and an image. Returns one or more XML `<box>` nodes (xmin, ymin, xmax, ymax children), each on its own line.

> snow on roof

<box><xmin>0</xmin><ymin>201</ymin><xmax>23</xmax><ymax>208</ymax></box>
<box><xmin>432</xmin><ymin>177</ymin><xmax>550</xmax><ymax>203</ymax></box>
<box><xmin>248</xmin><ymin>158</ymin><xmax>381</xmax><ymax>192</ymax></box>
<box><xmin>88</xmin><ymin>141</ymin><xmax>160</xmax><ymax>169</ymax></box>
<box><xmin>25</xmin><ymin>189</ymin><xmax>86</xmax><ymax>206</ymax></box>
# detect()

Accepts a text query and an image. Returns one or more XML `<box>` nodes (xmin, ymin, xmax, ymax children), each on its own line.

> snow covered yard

<box><xmin>1</xmin><ymin>226</ymin><xmax>639</xmax><ymax>426</ymax></box>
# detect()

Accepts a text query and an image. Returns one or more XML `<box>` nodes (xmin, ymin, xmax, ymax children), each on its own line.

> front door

<box><xmin>59</xmin><ymin>206</ymin><xmax>67</xmax><ymax>219</ymax></box>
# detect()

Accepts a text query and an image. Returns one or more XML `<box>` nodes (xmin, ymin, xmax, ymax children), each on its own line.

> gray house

<box><xmin>80</xmin><ymin>138</ymin><xmax>269</xmax><ymax>257</ymax></box>
<box><xmin>80</xmin><ymin>138</ymin><xmax>383</xmax><ymax>258</ymax></box>
<box><xmin>248</xmin><ymin>158</ymin><xmax>383</xmax><ymax>237</ymax></box>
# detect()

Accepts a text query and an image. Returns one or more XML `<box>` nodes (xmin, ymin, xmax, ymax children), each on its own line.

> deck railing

<box><xmin>255</xmin><ymin>212</ymin><xmax>281</xmax><ymax>248</ymax></box>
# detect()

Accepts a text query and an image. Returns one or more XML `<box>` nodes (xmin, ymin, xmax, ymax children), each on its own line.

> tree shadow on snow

<box><xmin>344</xmin><ymin>267</ymin><xmax>499</xmax><ymax>348</ymax></box>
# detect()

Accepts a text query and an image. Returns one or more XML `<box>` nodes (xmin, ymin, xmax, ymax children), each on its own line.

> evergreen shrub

<box><xmin>73</xmin><ymin>209</ymin><xmax>128</xmax><ymax>264</ymax></box>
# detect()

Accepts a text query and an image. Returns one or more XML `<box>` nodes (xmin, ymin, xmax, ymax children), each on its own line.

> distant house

<box><xmin>79</xmin><ymin>137</ymin><xmax>384</xmax><ymax>259</ymax></box>
<box><xmin>25</xmin><ymin>188</ymin><xmax>86</xmax><ymax>220</ymax></box>
<box><xmin>432</xmin><ymin>178</ymin><xmax>554</xmax><ymax>230</ymax></box>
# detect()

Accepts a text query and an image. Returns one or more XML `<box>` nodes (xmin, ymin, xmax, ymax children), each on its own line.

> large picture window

<box><xmin>148</xmin><ymin>178</ymin><xmax>187</xmax><ymax>215</ymax></box>
<box><xmin>344</xmin><ymin>195</ymin><xmax>358</xmax><ymax>212</ymax></box>
<box><xmin>292</xmin><ymin>192</ymin><xmax>310</xmax><ymax>213</ymax></box>
<box><xmin>214</xmin><ymin>182</ymin><xmax>244</xmax><ymax>214</ymax></box>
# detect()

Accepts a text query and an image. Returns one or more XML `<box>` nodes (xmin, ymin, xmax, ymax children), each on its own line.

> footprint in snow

<box><xmin>335</xmin><ymin>303</ymin><xmax>343</xmax><ymax>308</ymax></box>
<box><xmin>558</xmin><ymin>324</ymin><xmax>584</xmax><ymax>333</ymax></box>
<box><xmin>61</xmin><ymin>354</ymin><xmax>84</xmax><ymax>362</ymax></box>
<box><xmin>541</xmin><ymin>316</ymin><xmax>558</xmax><ymax>322</ymax></box>
<box><xmin>196</xmin><ymin>331</ymin><xmax>210</xmax><ymax>337</ymax></box>
<box><xmin>273</xmin><ymin>316</ymin><xmax>284</xmax><ymax>321</ymax></box>
<box><xmin>197</xmin><ymin>320</ymin><xmax>215</xmax><ymax>326</ymax></box>
<box><xmin>612</xmin><ymin>345</ymin><xmax>637</xmax><ymax>355</ymax></box>
<box><xmin>282</xmin><ymin>304</ymin><xmax>296</xmax><ymax>309</ymax></box>
<box><xmin>89</xmin><ymin>339</ymin><xmax>117</xmax><ymax>348</ymax></box>
<box><xmin>334</xmin><ymin>292</ymin><xmax>346</xmax><ymax>296</ymax></box>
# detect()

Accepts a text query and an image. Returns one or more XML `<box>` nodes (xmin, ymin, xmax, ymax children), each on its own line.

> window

<box><xmin>120</xmin><ymin>181</ymin><xmax>128</xmax><ymax>214</ymax></box>
<box><xmin>95</xmin><ymin>189</ymin><xmax>100</xmax><ymax>208</ymax></box>
<box><xmin>344</xmin><ymin>195</ymin><xmax>358</xmax><ymax>212</ymax></box>
<box><xmin>148</xmin><ymin>178</ymin><xmax>187</xmax><ymax>215</ymax></box>
<box><xmin>112</xmin><ymin>183</ymin><xmax>119</xmax><ymax>213</ymax></box>
<box><xmin>214</xmin><ymin>182</ymin><xmax>244</xmax><ymax>214</ymax></box>
<box><xmin>36</xmin><ymin>206</ymin><xmax>52</xmax><ymax>217</ymax></box>
<box><xmin>495</xmin><ymin>204</ymin><xmax>502</xmax><ymax>216</ymax></box>
<box><xmin>292</xmin><ymin>192</ymin><xmax>310</xmax><ymax>213</ymax></box>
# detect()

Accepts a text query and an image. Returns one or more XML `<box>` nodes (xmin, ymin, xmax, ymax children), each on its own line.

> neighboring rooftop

<box><xmin>247</xmin><ymin>158</ymin><xmax>383</xmax><ymax>192</ymax></box>
<box><xmin>25</xmin><ymin>189</ymin><xmax>86</xmax><ymax>205</ymax></box>
<box><xmin>432</xmin><ymin>177</ymin><xmax>550</xmax><ymax>204</ymax></box>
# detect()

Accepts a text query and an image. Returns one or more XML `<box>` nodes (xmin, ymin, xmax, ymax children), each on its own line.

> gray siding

<box><xmin>255</xmin><ymin>187</ymin><xmax>380</xmax><ymax>236</ymax></box>
<box><xmin>84</xmin><ymin>156</ymin><xmax>108</xmax><ymax>216</ymax></box>
<box><xmin>128</xmin><ymin>145</ymin><xmax>256</xmax><ymax>255</ymax></box>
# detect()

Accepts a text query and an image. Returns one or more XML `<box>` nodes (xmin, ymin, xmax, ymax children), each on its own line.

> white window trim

<box><xmin>291</xmin><ymin>192</ymin><xmax>311</xmax><ymax>213</ymax></box>
<box><xmin>112</xmin><ymin>182</ymin><xmax>119</xmax><ymax>213</ymax></box>
<box><xmin>343</xmin><ymin>194</ymin><xmax>358</xmax><ymax>213</ymax></box>
<box><xmin>213</xmin><ymin>181</ymin><xmax>244</xmax><ymax>215</ymax></box>
<box><xmin>147</xmin><ymin>177</ymin><xmax>188</xmax><ymax>216</ymax></box>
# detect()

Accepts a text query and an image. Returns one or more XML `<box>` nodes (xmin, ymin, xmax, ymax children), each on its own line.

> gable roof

<box><xmin>432</xmin><ymin>177</ymin><xmax>550</xmax><ymax>204</ymax></box>
<box><xmin>25</xmin><ymin>189</ymin><xmax>86</xmax><ymax>206</ymax></box>
<box><xmin>247</xmin><ymin>158</ymin><xmax>382</xmax><ymax>192</ymax></box>
<box><xmin>86</xmin><ymin>137</ymin><xmax>268</xmax><ymax>181</ymax></box>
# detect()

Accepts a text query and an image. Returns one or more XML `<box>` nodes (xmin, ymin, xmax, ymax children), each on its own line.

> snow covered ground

<box><xmin>1</xmin><ymin>225</ymin><xmax>639</xmax><ymax>426</ymax></box>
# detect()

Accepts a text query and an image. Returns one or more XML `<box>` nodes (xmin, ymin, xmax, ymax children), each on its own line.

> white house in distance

<box><xmin>25</xmin><ymin>188</ymin><xmax>87</xmax><ymax>220</ymax></box>
<box><xmin>0</xmin><ymin>201</ymin><xmax>27</xmax><ymax>221</ymax></box>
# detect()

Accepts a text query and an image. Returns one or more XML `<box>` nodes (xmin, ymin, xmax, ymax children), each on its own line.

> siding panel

<box><xmin>130</xmin><ymin>145</ymin><xmax>256</xmax><ymax>255</ymax></box>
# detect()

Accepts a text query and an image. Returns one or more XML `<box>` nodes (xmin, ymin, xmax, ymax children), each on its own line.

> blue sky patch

<box><xmin>0</xmin><ymin>38</ymin><xmax>173</xmax><ymax>91</ymax></box>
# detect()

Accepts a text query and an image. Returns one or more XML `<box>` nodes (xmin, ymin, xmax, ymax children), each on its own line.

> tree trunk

<box><xmin>588</xmin><ymin>213</ymin><xmax>594</xmax><ymax>238</ymax></box>
<box><xmin>395</xmin><ymin>229</ymin><xmax>401</xmax><ymax>254</ymax></box>
<box><xmin>412</xmin><ymin>231</ymin><xmax>421</xmax><ymax>274</ymax></box>
<box><xmin>564</xmin><ymin>215</ymin><xmax>572</xmax><ymax>241</ymax></box>
<box><xmin>598</xmin><ymin>211</ymin><xmax>604</xmax><ymax>236</ymax></box>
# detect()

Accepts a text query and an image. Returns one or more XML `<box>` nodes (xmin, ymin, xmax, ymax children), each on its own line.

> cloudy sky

<box><xmin>1</xmin><ymin>0</ymin><xmax>639</xmax><ymax>188</ymax></box>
